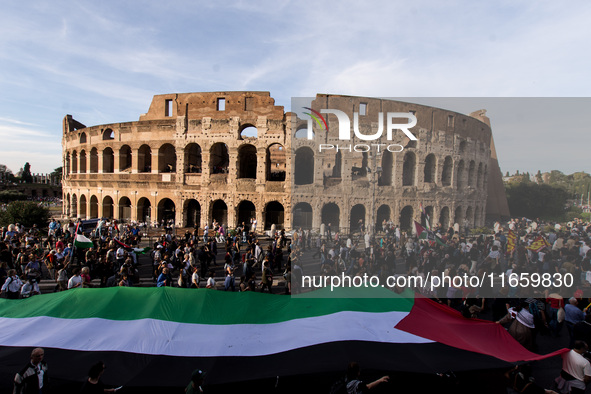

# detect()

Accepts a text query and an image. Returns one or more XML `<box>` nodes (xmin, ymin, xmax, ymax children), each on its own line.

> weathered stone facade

<box><xmin>61</xmin><ymin>92</ymin><xmax>506</xmax><ymax>233</ymax></box>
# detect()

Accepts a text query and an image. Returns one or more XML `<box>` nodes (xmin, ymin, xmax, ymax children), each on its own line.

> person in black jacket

<box><xmin>14</xmin><ymin>348</ymin><xmax>48</xmax><ymax>394</ymax></box>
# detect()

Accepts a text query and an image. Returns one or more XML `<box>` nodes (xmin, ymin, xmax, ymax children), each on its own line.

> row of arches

<box><xmin>78</xmin><ymin>125</ymin><xmax>261</xmax><ymax>145</ymax></box>
<box><xmin>294</xmin><ymin>147</ymin><xmax>488</xmax><ymax>189</ymax></box>
<box><xmin>290</xmin><ymin>202</ymin><xmax>483</xmax><ymax>232</ymax></box>
<box><xmin>64</xmin><ymin>193</ymin><xmax>286</xmax><ymax>230</ymax></box>
<box><xmin>65</xmin><ymin>142</ymin><xmax>286</xmax><ymax>181</ymax></box>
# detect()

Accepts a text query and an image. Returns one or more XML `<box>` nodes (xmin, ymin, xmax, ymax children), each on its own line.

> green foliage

<box><xmin>0</xmin><ymin>201</ymin><xmax>49</xmax><ymax>228</ymax></box>
<box><xmin>505</xmin><ymin>182</ymin><xmax>569</xmax><ymax>220</ymax></box>
<box><xmin>50</xmin><ymin>167</ymin><xmax>62</xmax><ymax>179</ymax></box>
<box><xmin>564</xmin><ymin>206</ymin><xmax>584</xmax><ymax>222</ymax></box>
<box><xmin>0</xmin><ymin>190</ymin><xmax>28</xmax><ymax>203</ymax></box>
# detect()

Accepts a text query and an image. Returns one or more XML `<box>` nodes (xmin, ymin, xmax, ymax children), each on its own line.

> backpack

<box><xmin>329</xmin><ymin>377</ymin><xmax>348</xmax><ymax>394</ymax></box>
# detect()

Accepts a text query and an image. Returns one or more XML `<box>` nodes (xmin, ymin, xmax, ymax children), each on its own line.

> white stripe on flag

<box><xmin>0</xmin><ymin>311</ymin><xmax>431</xmax><ymax>357</ymax></box>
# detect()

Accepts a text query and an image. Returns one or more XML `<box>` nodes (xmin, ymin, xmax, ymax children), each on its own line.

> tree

<box><xmin>0</xmin><ymin>190</ymin><xmax>27</xmax><ymax>203</ymax></box>
<box><xmin>50</xmin><ymin>166</ymin><xmax>62</xmax><ymax>182</ymax></box>
<box><xmin>505</xmin><ymin>181</ymin><xmax>569</xmax><ymax>220</ymax></box>
<box><xmin>0</xmin><ymin>201</ymin><xmax>49</xmax><ymax>228</ymax></box>
<box><xmin>21</xmin><ymin>162</ymin><xmax>33</xmax><ymax>183</ymax></box>
<box><xmin>0</xmin><ymin>164</ymin><xmax>14</xmax><ymax>182</ymax></box>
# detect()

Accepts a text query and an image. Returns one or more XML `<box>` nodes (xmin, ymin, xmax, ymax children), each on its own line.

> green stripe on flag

<box><xmin>74</xmin><ymin>233</ymin><xmax>94</xmax><ymax>248</ymax></box>
<box><xmin>0</xmin><ymin>287</ymin><xmax>415</xmax><ymax>325</ymax></box>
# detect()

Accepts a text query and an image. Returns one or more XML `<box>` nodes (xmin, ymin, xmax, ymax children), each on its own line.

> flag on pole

<box><xmin>419</xmin><ymin>203</ymin><xmax>430</xmax><ymax>230</ymax></box>
<box><xmin>506</xmin><ymin>230</ymin><xmax>517</xmax><ymax>253</ymax></box>
<box><xmin>414</xmin><ymin>221</ymin><xmax>446</xmax><ymax>247</ymax></box>
<box><xmin>74</xmin><ymin>233</ymin><xmax>94</xmax><ymax>249</ymax></box>
<box><xmin>526</xmin><ymin>236</ymin><xmax>551</xmax><ymax>253</ymax></box>
<box><xmin>114</xmin><ymin>238</ymin><xmax>151</xmax><ymax>255</ymax></box>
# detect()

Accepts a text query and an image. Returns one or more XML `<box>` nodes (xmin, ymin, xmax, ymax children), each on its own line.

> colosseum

<box><xmin>61</xmin><ymin>92</ymin><xmax>509</xmax><ymax>233</ymax></box>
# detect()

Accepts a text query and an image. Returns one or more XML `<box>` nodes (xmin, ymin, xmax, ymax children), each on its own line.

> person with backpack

<box><xmin>1</xmin><ymin>269</ymin><xmax>22</xmax><ymax>299</ymax></box>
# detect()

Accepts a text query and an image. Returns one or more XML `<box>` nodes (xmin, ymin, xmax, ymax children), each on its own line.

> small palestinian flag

<box><xmin>73</xmin><ymin>233</ymin><xmax>93</xmax><ymax>249</ymax></box>
<box><xmin>114</xmin><ymin>238</ymin><xmax>151</xmax><ymax>254</ymax></box>
<box><xmin>0</xmin><ymin>287</ymin><xmax>565</xmax><ymax>388</ymax></box>
<box><xmin>414</xmin><ymin>221</ymin><xmax>446</xmax><ymax>247</ymax></box>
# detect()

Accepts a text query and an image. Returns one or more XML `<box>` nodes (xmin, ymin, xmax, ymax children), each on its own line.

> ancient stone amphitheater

<box><xmin>61</xmin><ymin>92</ymin><xmax>508</xmax><ymax>233</ymax></box>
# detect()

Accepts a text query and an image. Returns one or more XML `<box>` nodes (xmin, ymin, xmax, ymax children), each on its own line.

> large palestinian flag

<box><xmin>0</xmin><ymin>287</ymin><xmax>565</xmax><ymax>388</ymax></box>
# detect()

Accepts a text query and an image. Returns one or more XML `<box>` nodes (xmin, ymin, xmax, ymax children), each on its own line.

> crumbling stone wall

<box><xmin>62</xmin><ymin>92</ymin><xmax>506</xmax><ymax>233</ymax></box>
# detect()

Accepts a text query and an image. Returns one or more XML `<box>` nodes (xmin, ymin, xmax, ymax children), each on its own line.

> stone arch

<box><xmin>376</xmin><ymin>205</ymin><xmax>391</xmax><ymax>231</ymax></box>
<box><xmin>439</xmin><ymin>206</ymin><xmax>450</xmax><ymax>229</ymax></box>
<box><xmin>456</xmin><ymin>160</ymin><xmax>465</xmax><ymax>189</ymax></box>
<box><xmin>72</xmin><ymin>194</ymin><xmax>78</xmax><ymax>218</ymax></box>
<box><xmin>295</xmin><ymin>125</ymin><xmax>313</xmax><ymax>139</ymax></box>
<box><xmin>65</xmin><ymin>153</ymin><xmax>71</xmax><ymax>175</ymax></box>
<box><xmin>466</xmin><ymin>206</ymin><xmax>474</xmax><ymax>229</ymax></box>
<box><xmin>424</xmin><ymin>206</ymin><xmax>434</xmax><ymax>228</ymax></box>
<box><xmin>474</xmin><ymin>205</ymin><xmax>481</xmax><ymax>226</ymax></box>
<box><xmin>102</xmin><ymin>196</ymin><xmax>114</xmax><ymax>218</ymax></box>
<box><xmin>424</xmin><ymin>154</ymin><xmax>436</xmax><ymax>183</ymax></box>
<box><xmin>292</xmin><ymin>202</ymin><xmax>313</xmax><ymax>230</ymax></box>
<box><xmin>321</xmin><ymin>203</ymin><xmax>340</xmax><ymax>230</ymax></box>
<box><xmin>137</xmin><ymin>197</ymin><xmax>151</xmax><ymax>223</ymax></box>
<box><xmin>237</xmin><ymin>144</ymin><xmax>257</xmax><ymax>179</ymax></box>
<box><xmin>103</xmin><ymin>148</ymin><xmax>114</xmax><ymax>173</ymax></box>
<box><xmin>79</xmin><ymin>133</ymin><xmax>87</xmax><ymax>144</ymax></box>
<box><xmin>89</xmin><ymin>195</ymin><xmax>99</xmax><ymax>218</ymax></box>
<box><xmin>79</xmin><ymin>150</ymin><xmax>87</xmax><ymax>173</ymax></box>
<box><xmin>210</xmin><ymin>143</ymin><xmax>229</xmax><ymax>174</ymax></box>
<box><xmin>294</xmin><ymin>147</ymin><xmax>314</xmax><ymax>185</ymax></box>
<box><xmin>119</xmin><ymin>145</ymin><xmax>132</xmax><ymax>172</ymax></box>
<box><xmin>442</xmin><ymin>156</ymin><xmax>453</xmax><ymax>186</ymax></box>
<box><xmin>379</xmin><ymin>151</ymin><xmax>393</xmax><ymax>186</ymax></box>
<box><xmin>157</xmin><ymin>198</ymin><xmax>176</xmax><ymax>224</ymax></box>
<box><xmin>78</xmin><ymin>195</ymin><xmax>85</xmax><ymax>219</ymax></box>
<box><xmin>118</xmin><ymin>196</ymin><xmax>131</xmax><ymax>221</ymax></box>
<box><xmin>399</xmin><ymin>206</ymin><xmax>413</xmax><ymax>231</ymax></box>
<box><xmin>185</xmin><ymin>143</ymin><xmax>202</xmax><ymax>173</ymax></box>
<box><xmin>138</xmin><ymin>145</ymin><xmax>152</xmax><ymax>173</ymax></box>
<box><xmin>266</xmin><ymin>143</ymin><xmax>286</xmax><ymax>181</ymax></box>
<box><xmin>71</xmin><ymin>151</ymin><xmax>78</xmax><ymax>173</ymax></box>
<box><xmin>349</xmin><ymin>204</ymin><xmax>366</xmax><ymax>235</ymax></box>
<box><xmin>239</xmin><ymin>125</ymin><xmax>258</xmax><ymax>139</ymax></box>
<box><xmin>477</xmin><ymin>163</ymin><xmax>484</xmax><ymax>189</ymax></box>
<box><xmin>90</xmin><ymin>148</ymin><xmax>98</xmax><ymax>173</ymax></box>
<box><xmin>402</xmin><ymin>151</ymin><xmax>416</xmax><ymax>186</ymax></box>
<box><xmin>265</xmin><ymin>201</ymin><xmax>285</xmax><ymax>230</ymax></box>
<box><xmin>184</xmin><ymin>199</ymin><xmax>201</xmax><ymax>228</ymax></box>
<box><xmin>103</xmin><ymin>128</ymin><xmax>114</xmax><ymax>140</ymax></box>
<box><xmin>237</xmin><ymin>200</ymin><xmax>256</xmax><ymax>228</ymax></box>
<box><xmin>211</xmin><ymin>199</ymin><xmax>228</xmax><ymax>226</ymax></box>
<box><xmin>158</xmin><ymin>144</ymin><xmax>176</xmax><ymax>173</ymax></box>
<box><xmin>65</xmin><ymin>193</ymin><xmax>71</xmax><ymax>217</ymax></box>
<box><xmin>459</xmin><ymin>140</ymin><xmax>467</xmax><ymax>154</ymax></box>
<box><xmin>468</xmin><ymin>160</ymin><xmax>476</xmax><ymax>187</ymax></box>
<box><xmin>454</xmin><ymin>206</ymin><xmax>464</xmax><ymax>226</ymax></box>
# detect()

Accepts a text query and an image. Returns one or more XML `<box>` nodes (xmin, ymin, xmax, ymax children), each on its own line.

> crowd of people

<box><xmin>3</xmin><ymin>213</ymin><xmax>591</xmax><ymax>392</ymax></box>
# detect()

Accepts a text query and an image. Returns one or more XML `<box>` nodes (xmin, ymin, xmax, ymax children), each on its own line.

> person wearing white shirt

<box><xmin>1</xmin><ymin>270</ymin><xmax>22</xmax><ymax>299</ymax></box>
<box><xmin>68</xmin><ymin>269</ymin><xmax>83</xmax><ymax>289</ymax></box>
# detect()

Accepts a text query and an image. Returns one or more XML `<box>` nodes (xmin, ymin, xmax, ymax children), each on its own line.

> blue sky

<box><xmin>1</xmin><ymin>0</ymin><xmax>590</xmax><ymax>175</ymax></box>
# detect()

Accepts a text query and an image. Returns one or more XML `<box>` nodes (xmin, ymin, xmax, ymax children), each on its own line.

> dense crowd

<box><xmin>3</xmin><ymin>214</ymin><xmax>591</xmax><ymax>392</ymax></box>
